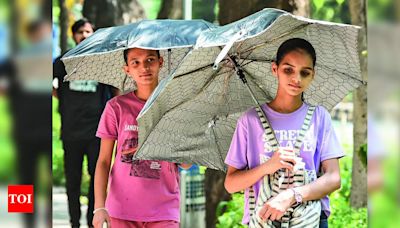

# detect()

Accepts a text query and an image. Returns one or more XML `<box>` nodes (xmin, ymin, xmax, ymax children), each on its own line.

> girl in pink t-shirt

<box><xmin>92</xmin><ymin>48</ymin><xmax>190</xmax><ymax>228</ymax></box>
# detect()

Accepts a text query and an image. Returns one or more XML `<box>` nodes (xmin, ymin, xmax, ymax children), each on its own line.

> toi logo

<box><xmin>8</xmin><ymin>185</ymin><xmax>34</xmax><ymax>213</ymax></box>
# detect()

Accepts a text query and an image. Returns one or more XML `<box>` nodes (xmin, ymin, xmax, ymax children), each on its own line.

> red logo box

<box><xmin>8</xmin><ymin>185</ymin><xmax>34</xmax><ymax>213</ymax></box>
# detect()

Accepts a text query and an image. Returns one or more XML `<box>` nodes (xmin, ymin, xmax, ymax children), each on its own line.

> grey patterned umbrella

<box><xmin>61</xmin><ymin>19</ymin><xmax>216</xmax><ymax>91</ymax></box>
<box><xmin>134</xmin><ymin>8</ymin><xmax>365</xmax><ymax>171</ymax></box>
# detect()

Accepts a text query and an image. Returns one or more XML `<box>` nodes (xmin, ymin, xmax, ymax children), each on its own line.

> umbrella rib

<box><xmin>238</xmin><ymin>23</ymin><xmax>311</xmax><ymax>57</ymax></box>
<box><xmin>210</xmin><ymin>123</ymin><xmax>228</xmax><ymax>171</ymax></box>
<box><xmin>232</xmin><ymin>22</ymin><xmax>366</xmax><ymax>84</ymax></box>
<box><xmin>239</xmin><ymin>59</ymin><xmax>366</xmax><ymax>84</ymax></box>
<box><xmin>240</xmin><ymin>67</ymin><xmax>272</xmax><ymax>101</ymax></box>
<box><xmin>319</xmin><ymin>65</ymin><xmax>366</xmax><ymax>84</ymax></box>
<box><xmin>162</xmin><ymin>66</ymin><xmax>222</xmax><ymax>116</ymax></box>
<box><xmin>173</xmin><ymin>63</ymin><xmax>214</xmax><ymax>79</ymax></box>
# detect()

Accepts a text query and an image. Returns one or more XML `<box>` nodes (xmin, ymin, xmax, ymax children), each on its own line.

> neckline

<box><xmin>129</xmin><ymin>91</ymin><xmax>146</xmax><ymax>104</ymax></box>
<box><xmin>263</xmin><ymin>102</ymin><xmax>307</xmax><ymax>117</ymax></box>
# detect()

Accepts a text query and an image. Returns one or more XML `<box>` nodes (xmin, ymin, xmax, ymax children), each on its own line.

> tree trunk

<box><xmin>9</xmin><ymin>0</ymin><xmax>19</xmax><ymax>52</ymax></box>
<box><xmin>205</xmin><ymin>169</ymin><xmax>231</xmax><ymax>228</ymax></box>
<box><xmin>192</xmin><ymin>0</ymin><xmax>216</xmax><ymax>22</ymax></box>
<box><xmin>218</xmin><ymin>0</ymin><xmax>309</xmax><ymax>25</ymax></box>
<box><xmin>42</xmin><ymin>0</ymin><xmax>52</xmax><ymax>21</ymax></box>
<box><xmin>59</xmin><ymin>0</ymin><xmax>68</xmax><ymax>54</ymax></box>
<box><xmin>349</xmin><ymin>0</ymin><xmax>368</xmax><ymax>208</ymax></box>
<box><xmin>83</xmin><ymin>0</ymin><xmax>146</xmax><ymax>28</ymax></box>
<box><xmin>157</xmin><ymin>0</ymin><xmax>183</xmax><ymax>19</ymax></box>
<box><xmin>205</xmin><ymin>2</ymin><xmax>310</xmax><ymax>227</ymax></box>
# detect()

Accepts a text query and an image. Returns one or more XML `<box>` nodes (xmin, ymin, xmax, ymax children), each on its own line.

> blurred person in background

<box><xmin>367</xmin><ymin>114</ymin><xmax>384</xmax><ymax>194</ymax></box>
<box><xmin>53</xmin><ymin>18</ymin><xmax>118</xmax><ymax>228</ymax></box>
<box><xmin>0</xmin><ymin>19</ymin><xmax>52</xmax><ymax>228</ymax></box>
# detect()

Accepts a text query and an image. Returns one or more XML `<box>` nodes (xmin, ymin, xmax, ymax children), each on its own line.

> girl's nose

<box><xmin>144</xmin><ymin>63</ymin><xmax>151</xmax><ymax>70</ymax></box>
<box><xmin>292</xmin><ymin>74</ymin><xmax>301</xmax><ymax>83</ymax></box>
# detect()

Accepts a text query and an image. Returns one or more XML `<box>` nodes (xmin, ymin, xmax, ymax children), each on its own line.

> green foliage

<box><xmin>0</xmin><ymin>0</ymin><xmax>9</xmax><ymax>21</ymax></box>
<box><xmin>216</xmin><ymin>143</ymin><xmax>367</xmax><ymax>227</ymax></box>
<box><xmin>342</xmin><ymin>92</ymin><xmax>353</xmax><ymax>103</ymax></box>
<box><xmin>192</xmin><ymin>0</ymin><xmax>217</xmax><ymax>23</ymax></box>
<box><xmin>329</xmin><ymin>153</ymin><xmax>367</xmax><ymax>227</ymax></box>
<box><xmin>311</xmin><ymin>0</ymin><xmax>351</xmax><ymax>23</ymax></box>
<box><xmin>329</xmin><ymin>198</ymin><xmax>367</xmax><ymax>228</ymax></box>
<box><xmin>368</xmin><ymin>0</ymin><xmax>397</xmax><ymax>22</ymax></box>
<box><xmin>52</xmin><ymin>138</ymin><xmax>65</xmax><ymax>186</ymax></box>
<box><xmin>0</xmin><ymin>96</ymin><xmax>16</xmax><ymax>182</ymax></box>
<box><xmin>216</xmin><ymin>193</ymin><xmax>246</xmax><ymax>228</ymax></box>
<box><xmin>138</xmin><ymin>0</ymin><xmax>161</xmax><ymax>19</ymax></box>
<box><xmin>370</xmin><ymin>142</ymin><xmax>400</xmax><ymax>227</ymax></box>
<box><xmin>337</xmin><ymin>149</ymin><xmax>352</xmax><ymax>199</ymax></box>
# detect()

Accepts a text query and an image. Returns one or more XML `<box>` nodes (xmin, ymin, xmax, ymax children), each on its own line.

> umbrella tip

<box><xmin>212</xmin><ymin>64</ymin><xmax>218</xmax><ymax>70</ymax></box>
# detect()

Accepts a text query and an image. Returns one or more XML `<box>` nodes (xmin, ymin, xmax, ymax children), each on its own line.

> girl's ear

<box><xmin>271</xmin><ymin>62</ymin><xmax>278</xmax><ymax>77</ymax></box>
<box><xmin>123</xmin><ymin>65</ymin><xmax>129</xmax><ymax>75</ymax></box>
<box><xmin>159</xmin><ymin>56</ymin><xmax>164</xmax><ymax>67</ymax></box>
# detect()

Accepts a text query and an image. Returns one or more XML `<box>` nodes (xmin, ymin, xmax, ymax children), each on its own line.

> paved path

<box><xmin>53</xmin><ymin>187</ymin><xmax>89</xmax><ymax>228</ymax></box>
<box><xmin>0</xmin><ymin>186</ymin><xmax>89</xmax><ymax>228</ymax></box>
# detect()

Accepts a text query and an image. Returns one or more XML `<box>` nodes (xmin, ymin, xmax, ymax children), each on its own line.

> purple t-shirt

<box><xmin>96</xmin><ymin>92</ymin><xmax>180</xmax><ymax>222</ymax></box>
<box><xmin>225</xmin><ymin>103</ymin><xmax>344</xmax><ymax>224</ymax></box>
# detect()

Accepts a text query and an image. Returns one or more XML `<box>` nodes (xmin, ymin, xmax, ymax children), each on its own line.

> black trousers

<box><xmin>63</xmin><ymin>138</ymin><xmax>100</xmax><ymax>227</ymax></box>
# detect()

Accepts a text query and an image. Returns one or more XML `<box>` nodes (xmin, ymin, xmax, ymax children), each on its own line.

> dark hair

<box><xmin>71</xmin><ymin>18</ymin><xmax>94</xmax><ymax>34</ymax></box>
<box><xmin>123</xmin><ymin>49</ymin><xmax>161</xmax><ymax>64</ymax></box>
<box><xmin>275</xmin><ymin>38</ymin><xmax>316</xmax><ymax>67</ymax></box>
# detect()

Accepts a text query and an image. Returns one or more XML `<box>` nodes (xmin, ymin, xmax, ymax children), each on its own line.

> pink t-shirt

<box><xmin>96</xmin><ymin>91</ymin><xmax>180</xmax><ymax>222</ymax></box>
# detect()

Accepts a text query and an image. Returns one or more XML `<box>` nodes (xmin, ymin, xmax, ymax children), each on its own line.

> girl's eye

<box><xmin>147</xmin><ymin>58</ymin><xmax>155</xmax><ymax>62</ymax></box>
<box><xmin>283</xmin><ymin>68</ymin><xmax>293</xmax><ymax>74</ymax></box>
<box><xmin>301</xmin><ymin>70</ymin><xmax>311</xmax><ymax>77</ymax></box>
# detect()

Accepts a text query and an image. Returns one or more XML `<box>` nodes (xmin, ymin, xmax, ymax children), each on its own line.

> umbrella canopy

<box><xmin>134</xmin><ymin>8</ymin><xmax>365</xmax><ymax>171</ymax></box>
<box><xmin>61</xmin><ymin>19</ymin><xmax>216</xmax><ymax>91</ymax></box>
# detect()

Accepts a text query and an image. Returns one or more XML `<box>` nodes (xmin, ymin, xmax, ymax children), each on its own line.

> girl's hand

<box><xmin>93</xmin><ymin>209</ymin><xmax>111</xmax><ymax>228</ymax></box>
<box><xmin>258</xmin><ymin>189</ymin><xmax>295</xmax><ymax>221</ymax></box>
<box><xmin>264</xmin><ymin>148</ymin><xmax>296</xmax><ymax>173</ymax></box>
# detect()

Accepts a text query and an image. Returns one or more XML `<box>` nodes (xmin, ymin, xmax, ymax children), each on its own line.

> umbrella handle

<box><xmin>227</xmin><ymin>55</ymin><xmax>276</xmax><ymax>140</ymax></box>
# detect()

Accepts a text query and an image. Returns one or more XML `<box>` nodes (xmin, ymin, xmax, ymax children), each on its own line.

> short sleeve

<box><xmin>96</xmin><ymin>100</ymin><xmax>118</xmax><ymax>139</ymax></box>
<box><xmin>53</xmin><ymin>56</ymin><xmax>66</xmax><ymax>81</ymax></box>
<box><xmin>225</xmin><ymin>115</ymin><xmax>249</xmax><ymax>170</ymax></box>
<box><xmin>317</xmin><ymin>107</ymin><xmax>345</xmax><ymax>161</ymax></box>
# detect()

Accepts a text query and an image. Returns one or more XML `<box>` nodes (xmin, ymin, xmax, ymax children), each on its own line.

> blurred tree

<box><xmin>368</xmin><ymin>0</ymin><xmax>398</xmax><ymax>22</ymax></box>
<box><xmin>59</xmin><ymin>0</ymin><xmax>68</xmax><ymax>54</ymax></box>
<box><xmin>311</xmin><ymin>0</ymin><xmax>350</xmax><ymax>23</ymax></box>
<box><xmin>43</xmin><ymin>0</ymin><xmax>52</xmax><ymax>20</ymax></box>
<box><xmin>349</xmin><ymin>0</ymin><xmax>367</xmax><ymax>208</ymax></box>
<box><xmin>83</xmin><ymin>0</ymin><xmax>146</xmax><ymax>28</ymax></box>
<box><xmin>218</xmin><ymin>0</ymin><xmax>309</xmax><ymax>25</ymax></box>
<box><xmin>9</xmin><ymin>0</ymin><xmax>18</xmax><ymax>52</ymax></box>
<box><xmin>157</xmin><ymin>0</ymin><xmax>182</xmax><ymax>19</ymax></box>
<box><xmin>192</xmin><ymin>0</ymin><xmax>216</xmax><ymax>22</ymax></box>
<box><xmin>206</xmin><ymin>3</ymin><xmax>310</xmax><ymax>228</ymax></box>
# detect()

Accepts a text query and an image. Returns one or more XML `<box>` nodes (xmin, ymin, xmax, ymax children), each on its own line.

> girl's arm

<box><xmin>259</xmin><ymin>158</ymin><xmax>341</xmax><ymax>221</ymax></box>
<box><xmin>294</xmin><ymin>158</ymin><xmax>341</xmax><ymax>201</ymax></box>
<box><xmin>225</xmin><ymin>149</ymin><xmax>296</xmax><ymax>193</ymax></box>
<box><xmin>92</xmin><ymin>138</ymin><xmax>115</xmax><ymax>228</ymax></box>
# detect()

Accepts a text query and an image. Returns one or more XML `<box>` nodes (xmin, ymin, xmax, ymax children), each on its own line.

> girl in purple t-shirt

<box><xmin>224</xmin><ymin>38</ymin><xmax>344</xmax><ymax>227</ymax></box>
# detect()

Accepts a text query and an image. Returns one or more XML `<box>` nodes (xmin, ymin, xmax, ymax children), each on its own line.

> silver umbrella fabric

<box><xmin>61</xmin><ymin>19</ymin><xmax>216</xmax><ymax>91</ymax></box>
<box><xmin>134</xmin><ymin>8</ymin><xmax>365</xmax><ymax>171</ymax></box>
